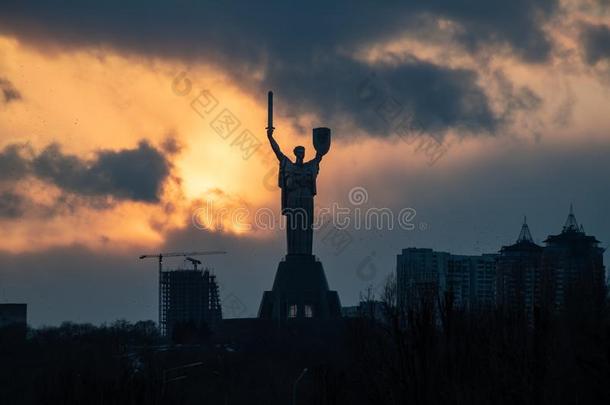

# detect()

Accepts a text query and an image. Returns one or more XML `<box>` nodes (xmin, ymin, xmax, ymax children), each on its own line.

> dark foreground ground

<box><xmin>1</xmin><ymin>305</ymin><xmax>610</xmax><ymax>405</ymax></box>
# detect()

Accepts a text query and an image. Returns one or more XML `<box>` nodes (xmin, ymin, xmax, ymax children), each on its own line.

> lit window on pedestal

<box><xmin>288</xmin><ymin>304</ymin><xmax>297</xmax><ymax>318</ymax></box>
<box><xmin>304</xmin><ymin>305</ymin><xmax>313</xmax><ymax>318</ymax></box>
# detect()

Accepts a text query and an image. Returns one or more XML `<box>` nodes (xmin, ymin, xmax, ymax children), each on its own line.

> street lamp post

<box><xmin>292</xmin><ymin>367</ymin><xmax>308</xmax><ymax>405</ymax></box>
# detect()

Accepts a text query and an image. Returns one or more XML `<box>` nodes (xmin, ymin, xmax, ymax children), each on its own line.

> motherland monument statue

<box><xmin>258</xmin><ymin>91</ymin><xmax>341</xmax><ymax>321</ymax></box>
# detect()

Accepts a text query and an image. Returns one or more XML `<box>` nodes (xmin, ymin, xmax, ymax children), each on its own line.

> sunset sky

<box><xmin>1</xmin><ymin>0</ymin><xmax>610</xmax><ymax>326</ymax></box>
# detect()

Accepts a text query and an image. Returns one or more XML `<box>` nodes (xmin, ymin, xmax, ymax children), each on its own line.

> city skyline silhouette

<box><xmin>2</xmin><ymin>2</ymin><xmax>610</xmax><ymax>404</ymax></box>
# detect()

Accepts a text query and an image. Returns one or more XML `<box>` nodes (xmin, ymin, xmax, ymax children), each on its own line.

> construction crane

<box><xmin>139</xmin><ymin>250</ymin><xmax>227</xmax><ymax>332</ymax></box>
<box><xmin>185</xmin><ymin>257</ymin><xmax>202</xmax><ymax>271</ymax></box>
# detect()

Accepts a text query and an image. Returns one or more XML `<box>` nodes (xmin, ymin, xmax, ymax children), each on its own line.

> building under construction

<box><xmin>159</xmin><ymin>263</ymin><xmax>222</xmax><ymax>338</ymax></box>
<box><xmin>139</xmin><ymin>251</ymin><xmax>225</xmax><ymax>338</ymax></box>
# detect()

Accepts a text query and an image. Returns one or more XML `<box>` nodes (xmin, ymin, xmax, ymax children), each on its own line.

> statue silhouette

<box><xmin>267</xmin><ymin>126</ymin><xmax>329</xmax><ymax>255</ymax></box>
<box><xmin>259</xmin><ymin>92</ymin><xmax>340</xmax><ymax>321</ymax></box>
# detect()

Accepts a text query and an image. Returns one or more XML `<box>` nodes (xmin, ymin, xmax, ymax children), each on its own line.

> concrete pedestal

<box><xmin>258</xmin><ymin>254</ymin><xmax>341</xmax><ymax>320</ymax></box>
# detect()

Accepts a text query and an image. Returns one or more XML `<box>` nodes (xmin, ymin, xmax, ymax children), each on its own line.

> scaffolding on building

<box><xmin>139</xmin><ymin>251</ymin><xmax>226</xmax><ymax>337</ymax></box>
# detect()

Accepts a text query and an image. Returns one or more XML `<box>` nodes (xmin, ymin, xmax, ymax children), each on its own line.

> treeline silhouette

<box><xmin>348</xmin><ymin>276</ymin><xmax>610</xmax><ymax>404</ymax></box>
<box><xmin>1</xmin><ymin>281</ymin><xmax>609</xmax><ymax>404</ymax></box>
<box><xmin>0</xmin><ymin>320</ymin><xmax>162</xmax><ymax>404</ymax></box>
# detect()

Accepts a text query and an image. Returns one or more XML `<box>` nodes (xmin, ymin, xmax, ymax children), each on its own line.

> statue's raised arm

<box><xmin>267</xmin><ymin>128</ymin><xmax>286</xmax><ymax>162</ymax></box>
<box><xmin>310</xmin><ymin>150</ymin><xmax>323</xmax><ymax>164</ymax></box>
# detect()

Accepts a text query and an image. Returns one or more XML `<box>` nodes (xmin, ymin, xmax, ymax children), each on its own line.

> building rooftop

<box><xmin>501</xmin><ymin>217</ymin><xmax>542</xmax><ymax>252</ymax></box>
<box><xmin>545</xmin><ymin>205</ymin><xmax>601</xmax><ymax>245</ymax></box>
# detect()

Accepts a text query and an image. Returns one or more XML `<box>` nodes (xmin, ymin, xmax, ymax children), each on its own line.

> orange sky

<box><xmin>1</xmin><ymin>25</ymin><xmax>610</xmax><ymax>255</ymax></box>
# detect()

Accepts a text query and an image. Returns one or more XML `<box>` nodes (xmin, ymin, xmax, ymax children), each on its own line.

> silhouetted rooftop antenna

<box><xmin>562</xmin><ymin>203</ymin><xmax>580</xmax><ymax>233</ymax></box>
<box><xmin>517</xmin><ymin>216</ymin><xmax>534</xmax><ymax>243</ymax></box>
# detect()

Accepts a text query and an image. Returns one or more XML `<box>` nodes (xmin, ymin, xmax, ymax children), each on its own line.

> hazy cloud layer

<box><xmin>262</xmin><ymin>55</ymin><xmax>499</xmax><ymax>136</ymax></box>
<box><xmin>2</xmin><ymin>138</ymin><xmax>609</xmax><ymax>326</ymax></box>
<box><xmin>0</xmin><ymin>1</ymin><xmax>559</xmax><ymax>136</ymax></box>
<box><xmin>0</xmin><ymin>191</ymin><xmax>25</xmax><ymax>218</ymax></box>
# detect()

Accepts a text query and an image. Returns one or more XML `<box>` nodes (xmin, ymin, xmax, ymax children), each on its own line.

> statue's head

<box><xmin>293</xmin><ymin>146</ymin><xmax>305</xmax><ymax>162</ymax></box>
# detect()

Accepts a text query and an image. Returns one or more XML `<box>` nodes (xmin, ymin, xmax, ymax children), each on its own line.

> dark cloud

<box><xmin>0</xmin><ymin>191</ymin><xmax>25</xmax><ymax>218</ymax></box>
<box><xmin>431</xmin><ymin>0</ymin><xmax>557</xmax><ymax>62</ymax></box>
<box><xmin>0</xmin><ymin>1</ymin><xmax>558</xmax><ymax>136</ymax></box>
<box><xmin>493</xmin><ymin>70</ymin><xmax>543</xmax><ymax>123</ymax></box>
<box><xmin>0</xmin><ymin>189</ymin><xmax>116</xmax><ymax>219</ymax></box>
<box><xmin>0</xmin><ymin>1</ymin><xmax>558</xmax><ymax>62</ymax></box>
<box><xmin>0</xmin><ymin>77</ymin><xmax>21</xmax><ymax>103</ymax></box>
<box><xmin>0</xmin><ymin>143</ymin><xmax>31</xmax><ymax>181</ymax></box>
<box><xmin>581</xmin><ymin>22</ymin><xmax>610</xmax><ymax>65</ymax></box>
<box><xmin>0</xmin><ymin>140</ymin><xmax>171</xmax><ymax>208</ymax></box>
<box><xmin>160</xmin><ymin>135</ymin><xmax>183</xmax><ymax>155</ymax></box>
<box><xmin>32</xmin><ymin>141</ymin><xmax>170</xmax><ymax>202</ymax></box>
<box><xmin>261</xmin><ymin>55</ymin><xmax>498</xmax><ymax>137</ymax></box>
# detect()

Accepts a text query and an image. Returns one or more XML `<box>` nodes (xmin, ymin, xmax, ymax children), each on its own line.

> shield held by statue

<box><xmin>313</xmin><ymin>127</ymin><xmax>331</xmax><ymax>156</ymax></box>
